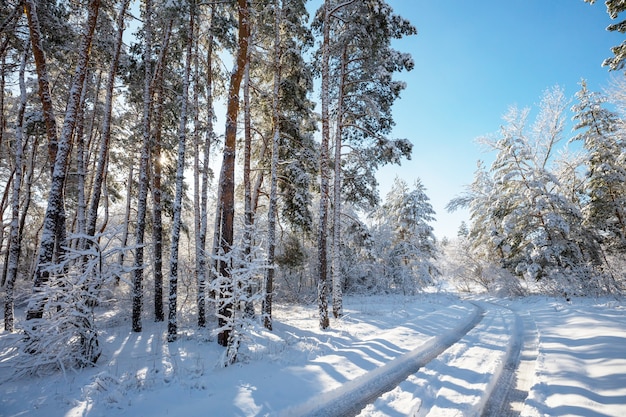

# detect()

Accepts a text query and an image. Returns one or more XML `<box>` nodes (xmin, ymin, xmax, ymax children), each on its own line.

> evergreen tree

<box><xmin>572</xmin><ymin>80</ymin><xmax>626</xmax><ymax>252</ymax></box>
<box><xmin>585</xmin><ymin>0</ymin><xmax>626</xmax><ymax>71</ymax></box>
<box><xmin>167</xmin><ymin>1</ymin><xmax>195</xmax><ymax>343</ymax></box>
<box><xmin>214</xmin><ymin>0</ymin><xmax>250</xmax><ymax>350</ymax></box>
<box><xmin>313</xmin><ymin>0</ymin><xmax>416</xmax><ymax>320</ymax></box>
<box><xmin>27</xmin><ymin>0</ymin><xmax>102</xmax><ymax>321</ymax></box>
<box><xmin>131</xmin><ymin>0</ymin><xmax>153</xmax><ymax>333</ymax></box>
<box><xmin>375</xmin><ymin>177</ymin><xmax>438</xmax><ymax>293</ymax></box>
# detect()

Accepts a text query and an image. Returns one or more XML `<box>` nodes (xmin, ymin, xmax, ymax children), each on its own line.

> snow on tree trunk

<box><xmin>317</xmin><ymin>0</ymin><xmax>331</xmax><ymax>330</ymax></box>
<box><xmin>198</xmin><ymin>14</ymin><xmax>216</xmax><ymax>327</ymax></box>
<box><xmin>264</xmin><ymin>0</ymin><xmax>282</xmax><ymax>331</ymax></box>
<box><xmin>4</xmin><ymin>45</ymin><xmax>27</xmax><ymax>332</ymax></box>
<box><xmin>192</xmin><ymin>22</ymin><xmax>205</xmax><ymax>328</ymax></box>
<box><xmin>27</xmin><ymin>0</ymin><xmax>101</xmax><ymax>321</ymax></box>
<box><xmin>167</xmin><ymin>8</ymin><xmax>194</xmax><ymax>343</ymax></box>
<box><xmin>332</xmin><ymin>48</ymin><xmax>347</xmax><ymax>319</ymax></box>
<box><xmin>151</xmin><ymin>18</ymin><xmax>173</xmax><ymax>323</ymax></box>
<box><xmin>132</xmin><ymin>0</ymin><xmax>153</xmax><ymax>333</ymax></box>
<box><xmin>74</xmin><ymin>76</ymin><xmax>90</xmax><ymax>247</ymax></box>
<box><xmin>242</xmin><ymin>57</ymin><xmax>256</xmax><ymax>319</ymax></box>
<box><xmin>117</xmin><ymin>164</ymin><xmax>133</xmax><ymax>281</ymax></box>
<box><xmin>215</xmin><ymin>0</ymin><xmax>250</xmax><ymax>348</ymax></box>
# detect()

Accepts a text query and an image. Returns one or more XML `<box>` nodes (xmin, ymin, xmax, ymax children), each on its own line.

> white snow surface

<box><xmin>1</xmin><ymin>293</ymin><xmax>626</xmax><ymax>417</ymax></box>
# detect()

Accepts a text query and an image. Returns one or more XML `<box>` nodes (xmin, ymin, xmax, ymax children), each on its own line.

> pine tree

<box><xmin>572</xmin><ymin>80</ymin><xmax>626</xmax><ymax>252</ymax></box>
<box><xmin>376</xmin><ymin>178</ymin><xmax>438</xmax><ymax>293</ymax></box>
<box><xmin>4</xmin><ymin>44</ymin><xmax>28</xmax><ymax>332</ymax></box>
<box><xmin>215</xmin><ymin>0</ymin><xmax>250</xmax><ymax>348</ymax></box>
<box><xmin>132</xmin><ymin>0</ymin><xmax>153</xmax><ymax>333</ymax></box>
<box><xmin>585</xmin><ymin>0</ymin><xmax>626</xmax><ymax>71</ymax></box>
<box><xmin>27</xmin><ymin>0</ymin><xmax>101</xmax><ymax>321</ymax></box>
<box><xmin>167</xmin><ymin>2</ymin><xmax>195</xmax><ymax>343</ymax></box>
<box><xmin>313</xmin><ymin>0</ymin><xmax>416</xmax><ymax>318</ymax></box>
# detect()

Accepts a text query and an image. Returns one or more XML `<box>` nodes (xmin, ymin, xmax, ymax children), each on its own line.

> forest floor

<box><xmin>1</xmin><ymin>293</ymin><xmax>626</xmax><ymax>416</ymax></box>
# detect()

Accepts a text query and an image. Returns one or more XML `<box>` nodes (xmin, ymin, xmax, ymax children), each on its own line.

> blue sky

<box><xmin>375</xmin><ymin>0</ymin><xmax>624</xmax><ymax>239</ymax></box>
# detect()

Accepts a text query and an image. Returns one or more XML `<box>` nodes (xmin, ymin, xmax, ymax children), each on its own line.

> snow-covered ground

<box><xmin>1</xmin><ymin>293</ymin><xmax>626</xmax><ymax>417</ymax></box>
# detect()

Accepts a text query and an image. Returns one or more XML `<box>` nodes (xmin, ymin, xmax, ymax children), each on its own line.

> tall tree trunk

<box><xmin>86</xmin><ymin>0</ymin><xmax>131</xmax><ymax>238</ymax></box>
<box><xmin>264</xmin><ymin>0</ymin><xmax>282</xmax><ymax>331</ymax></box>
<box><xmin>0</xmin><ymin>52</ymin><xmax>5</xmax><ymax>181</ymax></box>
<box><xmin>132</xmin><ymin>0</ymin><xmax>153</xmax><ymax>332</ymax></box>
<box><xmin>27</xmin><ymin>0</ymin><xmax>101</xmax><ymax>321</ymax></box>
<box><xmin>151</xmin><ymin>18</ymin><xmax>173</xmax><ymax>323</ymax></box>
<box><xmin>216</xmin><ymin>0</ymin><xmax>250</xmax><ymax>347</ymax></box>
<box><xmin>168</xmin><ymin>6</ymin><xmax>195</xmax><ymax>343</ymax></box>
<box><xmin>5</xmin><ymin>45</ymin><xmax>28</xmax><ymax>332</ymax></box>
<box><xmin>242</xmin><ymin>54</ymin><xmax>256</xmax><ymax>319</ymax></box>
<box><xmin>317</xmin><ymin>0</ymin><xmax>331</xmax><ymax>330</ymax></box>
<box><xmin>197</xmin><ymin>10</ymin><xmax>215</xmax><ymax>326</ymax></box>
<box><xmin>332</xmin><ymin>48</ymin><xmax>347</xmax><ymax>319</ymax></box>
<box><xmin>192</xmin><ymin>16</ymin><xmax>205</xmax><ymax>327</ymax></box>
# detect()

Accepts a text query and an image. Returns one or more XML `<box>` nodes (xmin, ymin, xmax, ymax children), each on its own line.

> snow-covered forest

<box><xmin>1</xmin><ymin>0</ymin><xmax>626</xmax><ymax>415</ymax></box>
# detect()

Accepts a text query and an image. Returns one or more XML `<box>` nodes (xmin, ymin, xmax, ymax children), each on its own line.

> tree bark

<box><xmin>242</xmin><ymin>53</ymin><xmax>256</xmax><ymax>319</ymax></box>
<box><xmin>197</xmin><ymin>8</ymin><xmax>215</xmax><ymax>326</ymax></box>
<box><xmin>5</xmin><ymin>45</ymin><xmax>28</xmax><ymax>332</ymax></box>
<box><xmin>27</xmin><ymin>0</ymin><xmax>101</xmax><ymax>321</ymax></box>
<box><xmin>132</xmin><ymin>0</ymin><xmax>153</xmax><ymax>332</ymax></box>
<box><xmin>317</xmin><ymin>0</ymin><xmax>331</xmax><ymax>330</ymax></box>
<box><xmin>23</xmin><ymin>0</ymin><xmax>58</xmax><ymax>173</ymax></box>
<box><xmin>168</xmin><ymin>6</ymin><xmax>194</xmax><ymax>343</ymax></box>
<box><xmin>151</xmin><ymin>18</ymin><xmax>173</xmax><ymax>323</ymax></box>
<box><xmin>216</xmin><ymin>0</ymin><xmax>250</xmax><ymax>347</ymax></box>
<box><xmin>332</xmin><ymin>48</ymin><xmax>347</xmax><ymax>319</ymax></box>
<box><xmin>264</xmin><ymin>0</ymin><xmax>282</xmax><ymax>331</ymax></box>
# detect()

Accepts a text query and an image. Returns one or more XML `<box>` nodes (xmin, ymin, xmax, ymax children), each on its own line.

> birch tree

<box><xmin>453</xmin><ymin>87</ymin><xmax>604</xmax><ymax>295</ymax></box>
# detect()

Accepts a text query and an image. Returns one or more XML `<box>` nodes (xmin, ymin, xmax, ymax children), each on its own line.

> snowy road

<box><xmin>281</xmin><ymin>302</ymin><xmax>486</xmax><ymax>416</ymax></box>
<box><xmin>2</xmin><ymin>295</ymin><xmax>626</xmax><ymax>417</ymax></box>
<box><xmin>288</xmin><ymin>300</ymin><xmax>527</xmax><ymax>417</ymax></box>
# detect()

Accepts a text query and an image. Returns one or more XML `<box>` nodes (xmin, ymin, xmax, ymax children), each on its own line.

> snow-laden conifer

<box><xmin>372</xmin><ymin>178</ymin><xmax>438</xmax><ymax>294</ymax></box>
<box><xmin>572</xmin><ymin>80</ymin><xmax>626</xmax><ymax>253</ymax></box>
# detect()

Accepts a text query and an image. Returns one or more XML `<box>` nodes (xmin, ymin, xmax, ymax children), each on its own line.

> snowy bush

<box><xmin>15</xmin><ymin>232</ymin><xmax>131</xmax><ymax>377</ymax></box>
<box><xmin>210</xmin><ymin>243</ymin><xmax>267</xmax><ymax>367</ymax></box>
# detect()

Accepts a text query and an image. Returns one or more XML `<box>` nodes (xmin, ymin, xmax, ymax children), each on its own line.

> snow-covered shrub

<box><xmin>211</xmin><ymin>243</ymin><xmax>267</xmax><ymax>367</ymax></box>
<box><xmin>15</xmin><ymin>232</ymin><xmax>130</xmax><ymax>377</ymax></box>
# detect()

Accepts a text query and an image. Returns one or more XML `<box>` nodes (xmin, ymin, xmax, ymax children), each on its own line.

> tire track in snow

<box><xmin>403</xmin><ymin>302</ymin><xmax>516</xmax><ymax>417</ymax></box>
<box><xmin>480</xmin><ymin>304</ymin><xmax>539</xmax><ymax>417</ymax></box>
<box><xmin>279</xmin><ymin>302</ymin><xmax>485</xmax><ymax>417</ymax></box>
